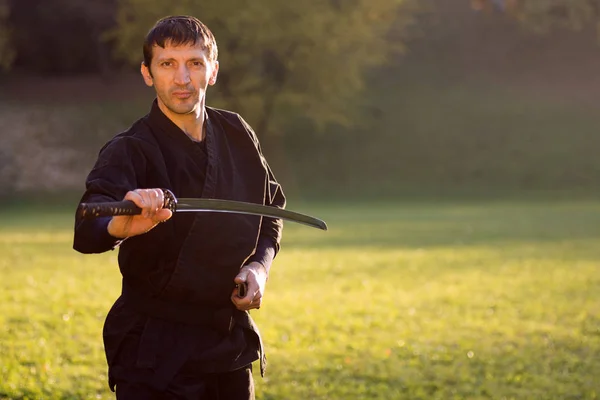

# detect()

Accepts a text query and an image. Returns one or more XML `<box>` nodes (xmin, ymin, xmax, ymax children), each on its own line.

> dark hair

<box><xmin>143</xmin><ymin>15</ymin><xmax>218</xmax><ymax>68</ymax></box>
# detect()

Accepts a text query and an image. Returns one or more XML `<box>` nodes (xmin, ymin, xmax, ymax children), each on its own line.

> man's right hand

<box><xmin>107</xmin><ymin>188</ymin><xmax>172</xmax><ymax>239</ymax></box>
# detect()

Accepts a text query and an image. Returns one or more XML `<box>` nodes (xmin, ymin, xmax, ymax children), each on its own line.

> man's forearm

<box><xmin>73</xmin><ymin>216</ymin><xmax>122</xmax><ymax>254</ymax></box>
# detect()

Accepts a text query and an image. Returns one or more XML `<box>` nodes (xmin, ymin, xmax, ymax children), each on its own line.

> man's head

<box><xmin>141</xmin><ymin>16</ymin><xmax>219</xmax><ymax>118</ymax></box>
<box><xmin>143</xmin><ymin>15</ymin><xmax>218</xmax><ymax>71</ymax></box>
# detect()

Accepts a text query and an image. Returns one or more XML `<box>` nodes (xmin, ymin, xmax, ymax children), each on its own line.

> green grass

<box><xmin>1</xmin><ymin>200</ymin><xmax>599</xmax><ymax>399</ymax></box>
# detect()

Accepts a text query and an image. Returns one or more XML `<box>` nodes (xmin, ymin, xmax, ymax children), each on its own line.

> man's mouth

<box><xmin>173</xmin><ymin>91</ymin><xmax>193</xmax><ymax>99</ymax></box>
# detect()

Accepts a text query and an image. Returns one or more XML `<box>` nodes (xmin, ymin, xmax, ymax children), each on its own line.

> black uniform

<box><xmin>73</xmin><ymin>100</ymin><xmax>285</xmax><ymax>397</ymax></box>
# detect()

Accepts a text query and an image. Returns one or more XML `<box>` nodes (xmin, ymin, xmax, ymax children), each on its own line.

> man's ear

<box><xmin>208</xmin><ymin>61</ymin><xmax>219</xmax><ymax>86</ymax></box>
<box><xmin>141</xmin><ymin>62</ymin><xmax>154</xmax><ymax>87</ymax></box>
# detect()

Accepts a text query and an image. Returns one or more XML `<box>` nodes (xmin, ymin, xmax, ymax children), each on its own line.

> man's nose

<box><xmin>174</xmin><ymin>66</ymin><xmax>191</xmax><ymax>85</ymax></box>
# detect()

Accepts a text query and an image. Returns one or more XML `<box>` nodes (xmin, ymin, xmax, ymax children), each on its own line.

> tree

<box><xmin>109</xmin><ymin>0</ymin><xmax>423</xmax><ymax>139</ymax></box>
<box><xmin>0</xmin><ymin>0</ymin><xmax>15</xmax><ymax>71</ymax></box>
<box><xmin>7</xmin><ymin>0</ymin><xmax>117</xmax><ymax>74</ymax></box>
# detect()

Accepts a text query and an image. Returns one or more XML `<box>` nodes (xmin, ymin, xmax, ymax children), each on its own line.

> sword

<box><xmin>76</xmin><ymin>189</ymin><xmax>328</xmax><ymax>231</ymax></box>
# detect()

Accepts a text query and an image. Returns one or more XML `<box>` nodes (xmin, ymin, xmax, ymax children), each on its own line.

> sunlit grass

<box><xmin>1</xmin><ymin>201</ymin><xmax>599</xmax><ymax>399</ymax></box>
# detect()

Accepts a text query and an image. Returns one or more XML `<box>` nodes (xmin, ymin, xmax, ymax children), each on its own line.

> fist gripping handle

<box><xmin>77</xmin><ymin>189</ymin><xmax>177</xmax><ymax>219</ymax></box>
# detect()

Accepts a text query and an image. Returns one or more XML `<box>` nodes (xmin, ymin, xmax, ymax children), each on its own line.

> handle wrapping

<box><xmin>77</xmin><ymin>200</ymin><xmax>141</xmax><ymax>219</ymax></box>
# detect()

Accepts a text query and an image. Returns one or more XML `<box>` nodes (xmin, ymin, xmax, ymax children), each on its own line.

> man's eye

<box><xmin>161</xmin><ymin>62</ymin><xmax>172</xmax><ymax>67</ymax></box>
<box><xmin>192</xmin><ymin>61</ymin><xmax>203</xmax><ymax>67</ymax></box>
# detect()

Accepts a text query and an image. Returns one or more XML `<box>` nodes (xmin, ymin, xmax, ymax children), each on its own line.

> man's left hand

<box><xmin>231</xmin><ymin>261</ymin><xmax>268</xmax><ymax>311</ymax></box>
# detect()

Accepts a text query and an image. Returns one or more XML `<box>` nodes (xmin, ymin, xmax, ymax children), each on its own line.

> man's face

<box><xmin>141</xmin><ymin>41</ymin><xmax>218</xmax><ymax>116</ymax></box>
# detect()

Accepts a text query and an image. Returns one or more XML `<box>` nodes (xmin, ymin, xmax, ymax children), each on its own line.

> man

<box><xmin>73</xmin><ymin>15</ymin><xmax>285</xmax><ymax>399</ymax></box>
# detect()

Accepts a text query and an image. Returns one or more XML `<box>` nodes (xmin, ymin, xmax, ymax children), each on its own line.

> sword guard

<box><xmin>161</xmin><ymin>189</ymin><xmax>177</xmax><ymax>213</ymax></box>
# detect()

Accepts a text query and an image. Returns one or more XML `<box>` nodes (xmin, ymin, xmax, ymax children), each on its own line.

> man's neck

<box><xmin>157</xmin><ymin>100</ymin><xmax>206</xmax><ymax>142</ymax></box>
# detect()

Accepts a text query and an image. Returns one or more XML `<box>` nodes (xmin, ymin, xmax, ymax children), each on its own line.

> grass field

<box><xmin>1</xmin><ymin>200</ymin><xmax>599</xmax><ymax>399</ymax></box>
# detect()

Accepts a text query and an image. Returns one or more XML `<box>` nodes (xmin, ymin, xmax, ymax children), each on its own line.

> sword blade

<box><xmin>175</xmin><ymin>198</ymin><xmax>328</xmax><ymax>231</ymax></box>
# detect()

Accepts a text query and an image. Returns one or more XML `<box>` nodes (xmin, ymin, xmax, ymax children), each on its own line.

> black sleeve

<box><xmin>73</xmin><ymin>137</ymin><xmax>147</xmax><ymax>254</ymax></box>
<box><xmin>246</xmin><ymin>160</ymin><xmax>286</xmax><ymax>273</ymax></box>
<box><xmin>233</xmin><ymin>113</ymin><xmax>286</xmax><ymax>271</ymax></box>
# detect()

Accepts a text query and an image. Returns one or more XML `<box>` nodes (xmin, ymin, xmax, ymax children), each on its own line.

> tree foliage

<box><xmin>0</xmin><ymin>0</ymin><xmax>15</xmax><ymax>71</ymax></box>
<box><xmin>471</xmin><ymin>0</ymin><xmax>600</xmax><ymax>34</ymax></box>
<box><xmin>6</xmin><ymin>0</ymin><xmax>116</xmax><ymax>74</ymax></box>
<box><xmin>110</xmin><ymin>0</ymin><xmax>423</xmax><ymax>136</ymax></box>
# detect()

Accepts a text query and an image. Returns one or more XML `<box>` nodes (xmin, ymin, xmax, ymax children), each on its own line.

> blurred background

<box><xmin>2</xmin><ymin>0</ymin><xmax>600</xmax><ymax>204</ymax></box>
<box><xmin>2</xmin><ymin>1</ymin><xmax>600</xmax><ymax>399</ymax></box>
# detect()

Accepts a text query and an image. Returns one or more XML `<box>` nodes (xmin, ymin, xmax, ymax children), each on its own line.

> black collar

<box><xmin>147</xmin><ymin>99</ymin><xmax>210</xmax><ymax>148</ymax></box>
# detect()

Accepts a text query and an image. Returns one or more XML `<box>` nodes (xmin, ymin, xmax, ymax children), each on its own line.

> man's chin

<box><xmin>167</xmin><ymin>102</ymin><xmax>200</xmax><ymax>115</ymax></box>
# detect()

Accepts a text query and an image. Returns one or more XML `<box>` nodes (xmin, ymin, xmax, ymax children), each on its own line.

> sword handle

<box><xmin>236</xmin><ymin>282</ymin><xmax>248</xmax><ymax>297</ymax></box>
<box><xmin>77</xmin><ymin>189</ymin><xmax>177</xmax><ymax>219</ymax></box>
